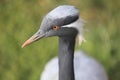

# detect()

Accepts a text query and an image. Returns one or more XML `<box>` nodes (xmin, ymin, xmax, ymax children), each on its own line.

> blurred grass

<box><xmin>0</xmin><ymin>0</ymin><xmax>120</xmax><ymax>80</ymax></box>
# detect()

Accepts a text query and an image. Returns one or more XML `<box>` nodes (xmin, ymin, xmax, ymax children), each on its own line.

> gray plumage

<box><xmin>40</xmin><ymin>51</ymin><xmax>108</xmax><ymax>80</ymax></box>
<box><xmin>40</xmin><ymin>5</ymin><xmax>79</xmax><ymax>32</ymax></box>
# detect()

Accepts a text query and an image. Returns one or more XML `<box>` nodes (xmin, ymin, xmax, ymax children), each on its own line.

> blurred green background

<box><xmin>0</xmin><ymin>0</ymin><xmax>120</xmax><ymax>80</ymax></box>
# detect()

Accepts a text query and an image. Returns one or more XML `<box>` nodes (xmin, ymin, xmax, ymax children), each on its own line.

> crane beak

<box><xmin>21</xmin><ymin>30</ymin><xmax>46</xmax><ymax>48</ymax></box>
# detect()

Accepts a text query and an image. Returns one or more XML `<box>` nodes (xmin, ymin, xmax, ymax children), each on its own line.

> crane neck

<box><xmin>58</xmin><ymin>36</ymin><xmax>76</xmax><ymax>80</ymax></box>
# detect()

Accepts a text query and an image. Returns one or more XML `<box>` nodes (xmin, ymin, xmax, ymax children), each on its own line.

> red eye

<box><xmin>53</xmin><ymin>26</ymin><xmax>59</xmax><ymax>30</ymax></box>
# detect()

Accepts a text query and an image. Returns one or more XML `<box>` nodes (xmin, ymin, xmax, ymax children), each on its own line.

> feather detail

<box><xmin>77</xmin><ymin>34</ymin><xmax>86</xmax><ymax>45</ymax></box>
<box><xmin>62</xmin><ymin>17</ymin><xmax>86</xmax><ymax>45</ymax></box>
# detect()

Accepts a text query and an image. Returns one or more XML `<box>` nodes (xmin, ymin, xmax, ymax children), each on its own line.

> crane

<box><xmin>22</xmin><ymin>5</ymin><xmax>108</xmax><ymax>80</ymax></box>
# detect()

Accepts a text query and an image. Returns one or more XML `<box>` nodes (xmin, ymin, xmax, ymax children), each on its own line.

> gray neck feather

<box><xmin>58</xmin><ymin>36</ymin><xmax>76</xmax><ymax>80</ymax></box>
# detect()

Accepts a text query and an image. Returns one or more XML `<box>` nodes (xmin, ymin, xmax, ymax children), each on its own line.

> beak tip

<box><xmin>21</xmin><ymin>44</ymin><xmax>25</xmax><ymax>48</ymax></box>
<box><xmin>21</xmin><ymin>39</ymin><xmax>32</xmax><ymax>48</ymax></box>
<box><xmin>21</xmin><ymin>43</ymin><xmax>27</xmax><ymax>48</ymax></box>
<box><xmin>21</xmin><ymin>31</ymin><xmax>44</xmax><ymax>48</ymax></box>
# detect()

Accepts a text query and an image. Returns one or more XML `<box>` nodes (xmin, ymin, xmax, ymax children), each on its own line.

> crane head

<box><xmin>22</xmin><ymin>5</ymin><xmax>85</xmax><ymax>48</ymax></box>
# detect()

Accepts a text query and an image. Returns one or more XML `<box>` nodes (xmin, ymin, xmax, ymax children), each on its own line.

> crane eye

<box><xmin>53</xmin><ymin>26</ymin><xmax>59</xmax><ymax>30</ymax></box>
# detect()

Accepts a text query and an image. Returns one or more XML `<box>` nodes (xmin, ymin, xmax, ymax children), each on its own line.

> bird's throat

<box><xmin>59</xmin><ymin>37</ymin><xmax>75</xmax><ymax>80</ymax></box>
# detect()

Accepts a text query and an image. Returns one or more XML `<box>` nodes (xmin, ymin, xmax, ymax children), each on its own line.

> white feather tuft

<box><xmin>77</xmin><ymin>34</ymin><xmax>86</xmax><ymax>45</ymax></box>
<box><xmin>62</xmin><ymin>17</ymin><xmax>86</xmax><ymax>45</ymax></box>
